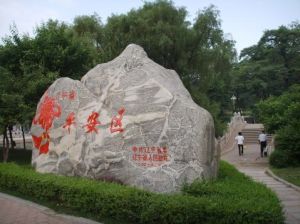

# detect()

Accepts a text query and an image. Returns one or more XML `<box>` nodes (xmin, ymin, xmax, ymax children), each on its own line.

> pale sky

<box><xmin>0</xmin><ymin>0</ymin><xmax>299</xmax><ymax>54</ymax></box>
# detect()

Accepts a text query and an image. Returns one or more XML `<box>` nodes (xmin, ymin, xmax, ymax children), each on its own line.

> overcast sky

<box><xmin>0</xmin><ymin>0</ymin><xmax>299</xmax><ymax>54</ymax></box>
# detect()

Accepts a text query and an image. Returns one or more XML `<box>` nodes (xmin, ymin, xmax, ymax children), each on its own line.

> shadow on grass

<box><xmin>0</xmin><ymin>148</ymin><xmax>32</xmax><ymax>165</ymax></box>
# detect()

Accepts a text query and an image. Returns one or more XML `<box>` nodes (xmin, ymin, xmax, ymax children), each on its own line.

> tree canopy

<box><xmin>232</xmin><ymin>23</ymin><xmax>300</xmax><ymax>110</ymax></box>
<box><xmin>1</xmin><ymin>0</ymin><xmax>298</xmax><ymax>139</ymax></box>
<box><xmin>254</xmin><ymin>84</ymin><xmax>300</xmax><ymax>167</ymax></box>
<box><xmin>231</xmin><ymin>22</ymin><xmax>300</xmax><ymax>168</ymax></box>
<box><xmin>0</xmin><ymin>0</ymin><xmax>236</xmax><ymax>139</ymax></box>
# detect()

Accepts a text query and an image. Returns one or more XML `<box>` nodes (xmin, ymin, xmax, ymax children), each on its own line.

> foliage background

<box><xmin>0</xmin><ymin>0</ymin><xmax>299</xmax><ymax>166</ymax></box>
<box><xmin>0</xmin><ymin>1</ymin><xmax>236</xmax><ymax>137</ymax></box>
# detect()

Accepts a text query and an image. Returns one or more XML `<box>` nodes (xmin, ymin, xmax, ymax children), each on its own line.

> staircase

<box><xmin>241</xmin><ymin>124</ymin><xmax>272</xmax><ymax>144</ymax></box>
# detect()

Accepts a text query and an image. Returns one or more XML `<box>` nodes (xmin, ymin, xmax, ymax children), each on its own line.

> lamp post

<box><xmin>230</xmin><ymin>95</ymin><xmax>237</xmax><ymax>113</ymax></box>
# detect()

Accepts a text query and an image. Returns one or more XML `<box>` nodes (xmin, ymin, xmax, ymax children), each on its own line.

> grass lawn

<box><xmin>271</xmin><ymin>167</ymin><xmax>300</xmax><ymax>187</ymax></box>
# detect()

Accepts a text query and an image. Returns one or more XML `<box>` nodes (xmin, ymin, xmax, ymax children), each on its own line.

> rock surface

<box><xmin>31</xmin><ymin>44</ymin><xmax>218</xmax><ymax>193</ymax></box>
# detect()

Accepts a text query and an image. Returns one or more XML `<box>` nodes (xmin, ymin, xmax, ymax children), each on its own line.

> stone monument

<box><xmin>31</xmin><ymin>44</ymin><xmax>218</xmax><ymax>193</ymax></box>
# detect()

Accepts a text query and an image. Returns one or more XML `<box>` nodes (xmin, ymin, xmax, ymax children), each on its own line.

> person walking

<box><xmin>258</xmin><ymin>130</ymin><xmax>267</xmax><ymax>157</ymax></box>
<box><xmin>235</xmin><ymin>132</ymin><xmax>244</xmax><ymax>156</ymax></box>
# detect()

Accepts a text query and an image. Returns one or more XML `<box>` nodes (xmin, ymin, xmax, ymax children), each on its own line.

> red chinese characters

<box><xmin>63</xmin><ymin>112</ymin><xmax>76</xmax><ymax>133</ymax></box>
<box><xmin>84</xmin><ymin>112</ymin><xmax>101</xmax><ymax>133</ymax></box>
<box><xmin>132</xmin><ymin>146</ymin><xmax>169</xmax><ymax>167</ymax></box>
<box><xmin>110</xmin><ymin>107</ymin><xmax>125</xmax><ymax>133</ymax></box>
<box><xmin>32</xmin><ymin>132</ymin><xmax>50</xmax><ymax>154</ymax></box>
<box><xmin>32</xmin><ymin>93</ymin><xmax>62</xmax><ymax>154</ymax></box>
<box><xmin>32</xmin><ymin>94</ymin><xmax>62</xmax><ymax>131</ymax></box>
<box><xmin>32</xmin><ymin>101</ymin><xmax>126</xmax><ymax>154</ymax></box>
<box><xmin>56</xmin><ymin>90</ymin><xmax>76</xmax><ymax>100</ymax></box>
<box><xmin>68</xmin><ymin>90</ymin><xmax>76</xmax><ymax>100</ymax></box>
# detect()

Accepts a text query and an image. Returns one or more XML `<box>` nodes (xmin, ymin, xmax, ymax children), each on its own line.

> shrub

<box><xmin>183</xmin><ymin>161</ymin><xmax>284</xmax><ymax>223</ymax></box>
<box><xmin>275</xmin><ymin>123</ymin><xmax>300</xmax><ymax>166</ymax></box>
<box><xmin>0</xmin><ymin>161</ymin><xmax>284</xmax><ymax>224</ymax></box>
<box><xmin>0</xmin><ymin>148</ymin><xmax>32</xmax><ymax>164</ymax></box>
<box><xmin>270</xmin><ymin>149</ymin><xmax>292</xmax><ymax>168</ymax></box>
<box><xmin>255</xmin><ymin>85</ymin><xmax>300</xmax><ymax>167</ymax></box>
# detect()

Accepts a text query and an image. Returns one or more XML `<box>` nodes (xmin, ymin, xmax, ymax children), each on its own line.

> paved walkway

<box><xmin>222</xmin><ymin>143</ymin><xmax>300</xmax><ymax>224</ymax></box>
<box><xmin>0</xmin><ymin>192</ymin><xmax>102</xmax><ymax>224</ymax></box>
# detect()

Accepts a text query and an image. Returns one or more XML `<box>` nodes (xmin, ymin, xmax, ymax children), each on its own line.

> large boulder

<box><xmin>31</xmin><ymin>44</ymin><xmax>218</xmax><ymax>193</ymax></box>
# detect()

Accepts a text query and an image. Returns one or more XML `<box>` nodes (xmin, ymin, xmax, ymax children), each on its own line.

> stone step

<box><xmin>240</xmin><ymin>128</ymin><xmax>272</xmax><ymax>144</ymax></box>
<box><xmin>243</xmin><ymin>134</ymin><xmax>270</xmax><ymax>137</ymax></box>
<box><xmin>243</xmin><ymin>135</ymin><xmax>272</xmax><ymax>138</ymax></box>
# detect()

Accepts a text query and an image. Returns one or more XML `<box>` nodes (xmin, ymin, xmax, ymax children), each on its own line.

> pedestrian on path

<box><xmin>235</xmin><ymin>132</ymin><xmax>244</xmax><ymax>156</ymax></box>
<box><xmin>258</xmin><ymin>130</ymin><xmax>267</xmax><ymax>157</ymax></box>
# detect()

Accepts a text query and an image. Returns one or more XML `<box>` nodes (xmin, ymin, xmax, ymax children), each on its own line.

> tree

<box><xmin>0</xmin><ymin>20</ymin><xmax>99</xmax><ymax>159</ymax></box>
<box><xmin>33</xmin><ymin>19</ymin><xmax>98</xmax><ymax>79</ymax></box>
<box><xmin>0</xmin><ymin>67</ymin><xmax>23</xmax><ymax>160</ymax></box>
<box><xmin>73</xmin><ymin>13</ymin><xmax>104</xmax><ymax>50</ymax></box>
<box><xmin>255</xmin><ymin>84</ymin><xmax>300</xmax><ymax>167</ymax></box>
<box><xmin>233</xmin><ymin>23</ymin><xmax>300</xmax><ymax>110</ymax></box>
<box><xmin>184</xmin><ymin>5</ymin><xmax>236</xmax><ymax>135</ymax></box>
<box><xmin>101</xmin><ymin>0</ymin><xmax>190</xmax><ymax>71</ymax></box>
<box><xmin>0</xmin><ymin>0</ymin><xmax>236</xmax><ymax>146</ymax></box>
<box><xmin>101</xmin><ymin>1</ymin><xmax>236</xmax><ymax>136</ymax></box>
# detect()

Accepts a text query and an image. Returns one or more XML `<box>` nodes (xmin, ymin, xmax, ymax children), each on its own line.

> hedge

<box><xmin>0</xmin><ymin>161</ymin><xmax>284</xmax><ymax>224</ymax></box>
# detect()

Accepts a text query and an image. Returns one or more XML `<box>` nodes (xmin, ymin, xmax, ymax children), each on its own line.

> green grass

<box><xmin>271</xmin><ymin>167</ymin><xmax>300</xmax><ymax>187</ymax></box>
<box><xmin>0</xmin><ymin>149</ymin><xmax>285</xmax><ymax>224</ymax></box>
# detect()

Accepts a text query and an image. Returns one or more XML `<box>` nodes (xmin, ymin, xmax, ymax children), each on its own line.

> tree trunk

<box><xmin>2</xmin><ymin>133</ymin><xmax>4</xmax><ymax>162</ymax></box>
<box><xmin>3</xmin><ymin>126</ymin><xmax>9</xmax><ymax>163</ymax></box>
<box><xmin>21</xmin><ymin>125</ymin><xmax>26</xmax><ymax>150</ymax></box>
<box><xmin>8</xmin><ymin>125</ymin><xmax>15</xmax><ymax>150</ymax></box>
